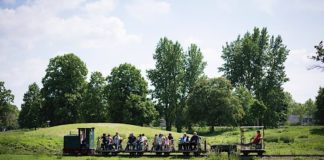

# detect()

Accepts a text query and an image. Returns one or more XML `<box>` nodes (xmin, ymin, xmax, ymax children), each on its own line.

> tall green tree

<box><xmin>147</xmin><ymin>37</ymin><xmax>185</xmax><ymax>131</ymax></box>
<box><xmin>18</xmin><ymin>83</ymin><xmax>42</xmax><ymax>129</ymax></box>
<box><xmin>107</xmin><ymin>63</ymin><xmax>157</xmax><ymax>126</ymax></box>
<box><xmin>0</xmin><ymin>81</ymin><xmax>19</xmax><ymax>130</ymax></box>
<box><xmin>177</xmin><ymin>44</ymin><xmax>206</xmax><ymax>132</ymax></box>
<box><xmin>315</xmin><ymin>87</ymin><xmax>324</xmax><ymax>124</ymax></box>
<box><xmin>41</xmin><ymin>53</ymin><xmax>88</xmax><ymax>126</ymax></box>
<box><xmin>81</xmin><ymin>71</ymin><xmax>108</xmax><ymax>122</ymax></box>
<box><xmin>187</xmin><ymin>77</ymin><xmax>244</xmax><ymax>132</ymax></box>
<box><xmin>219</xmin><ymin>27</ymin><xmax>289</xmax><ymax>126</ymax></box>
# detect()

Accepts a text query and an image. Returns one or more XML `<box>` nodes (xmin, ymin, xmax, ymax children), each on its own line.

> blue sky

<box><xmin>0</xmin><ymin>0</ymin><xmax>323</xmax><ymax>108</ymax></box>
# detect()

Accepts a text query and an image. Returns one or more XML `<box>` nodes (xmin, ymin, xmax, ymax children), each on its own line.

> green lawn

<box><xmin>0</xmin><ymin>123</ymin><xmax>323</xmax><ymax>159</ymax></box>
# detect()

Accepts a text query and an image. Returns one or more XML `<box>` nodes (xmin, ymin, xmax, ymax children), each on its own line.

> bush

<box><xmin>264</xmin><ymin>136</ymin><xmax>279</xmax><ymax>143</ymax></box>
<box><xmin>298</xmin><ymin>135</ymin><xmax>308</xmax><ymax>138</ymax></box>
<box><xmin>280</xmin><ymin>136</ymin><xmax>295</xmax><ymax>143</ymax></box>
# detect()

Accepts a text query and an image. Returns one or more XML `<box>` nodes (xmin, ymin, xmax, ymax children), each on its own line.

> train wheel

<box><xmin>243</xmin><ymin>151</ymin><xmax>249</xmax><ymax>156</ymax></box>
<box><xmin>257</xmin><ymin>152</ymin><xmax>263</xmax><ymax>156</ymax></box>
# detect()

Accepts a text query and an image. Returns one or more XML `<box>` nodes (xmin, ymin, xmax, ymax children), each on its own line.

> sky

<box><xmin>0</xmin><ymin>0</ymin><xmax>323</xmax><ymax>108</ymax></box>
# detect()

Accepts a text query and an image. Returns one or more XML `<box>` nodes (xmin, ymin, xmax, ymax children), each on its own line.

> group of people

<box><xmin>98</xmin><ymin>132</ymin><xmax>201</xmax><ymax>151</ymax></box>
<box><xmin>152</xmin><ymin>133</ymin><xmax>174</xmax><ymax>151</ymax></box>
<box><xmin>98</xmin><ymin>132</ymin><xmax>123</xmax><ymax>150</ymax></box>
<box><xmin>126</xmin><ymin>133</ymin><xmax>148</xmax><ymax>151</ymax></box>
<box><xmin>178</xmin><ymin>132</ymin><xmax>200</xmax><ymax>151</ymax></box>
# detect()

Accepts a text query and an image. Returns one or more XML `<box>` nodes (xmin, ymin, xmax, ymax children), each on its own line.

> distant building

<box><xmin>288</xmin><ymin>115</ymin><xmax>314</xmax><ymax>125</ymax></box>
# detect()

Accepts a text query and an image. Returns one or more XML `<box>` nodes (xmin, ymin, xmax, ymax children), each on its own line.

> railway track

<box><xmin>243</xmin><ymin>154</ymin><xmax>324</xmax><ymax>159</ymax></box>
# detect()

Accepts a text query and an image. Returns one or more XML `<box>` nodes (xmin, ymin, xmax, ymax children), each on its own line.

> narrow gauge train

<box><xmin>63</xmin><ymin>127</ymin><xmax>265</xmax><ymax>156</ymax></box>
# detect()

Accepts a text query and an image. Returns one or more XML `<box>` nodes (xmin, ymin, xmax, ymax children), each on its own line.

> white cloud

<box><xmin>0</xmin><ymin>0</ymin><xmax>142</xmax><ymax>107</ymax></box>
<box><xmin>125</xmin><ymin>0</ymin><xmax>170</xmax><ymax>21</ymax></box>
<box><xmin>84</xmin><ymin>0</ymin><xmax>116</xmax><ymax>15</ymax></box>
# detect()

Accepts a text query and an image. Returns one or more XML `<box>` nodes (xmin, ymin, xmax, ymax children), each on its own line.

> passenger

<box><xmin>152</xmin><ymin>134</ymin><xmax>158</xmax><ymax>151</ymax></box>
<box><xmin>190</xmin><ymin>132</ymin><xmax>199</xmax><ymax>150</ymax></box>
<box><xmin>156</xmin><ymin>134</ymin><xmax>163</xmax><ymax>151</ymax></box>
<box><xmin>97</xmin><ymin>136</ymin><xmax>102</xmax><ymax>150</ymax></box>
<box><xmin>137</xmin><ymin>134</ymin><xmax>143</xmax><ymax>150</ymax></box>
<box><xmin>107</xmin><ymin>134</ymin><xmax>113</xmax><ymax>150</ymax></box>
<box><xmin>113</xmin><ymin>132</ymin><xmax>121</xmax><ymax>150</ymax></box>
<box><xmin>164</xmin><ymin>135</ymin><xmax>170</xmax><ymax>151</ymax></box>
<box><xmin>179</xmin><ymin>133</ymin><xmax>189</xmax><ymax>150</ymax></box>
<box><xmin>168</xmin><ymin>133</ymin><xmax>174</xmax><ymax>151</ymax></box>
<box><xmin>250</xmin><ymin>130</ymin><xmax>262</xmax><ymax>145</ymax></box>
<box><xmin>141</xmin><ymin>134</ymin><xmax>148</xmax><ymax>151</ymax></box>
<box><xmin>126</xmin><ymin>133</ymin><xmax>137</xmax><ymax>150</ymax></box>
<box><xmin>101</xmin><ymin>133</ymin><xmax>108</xmax><ymax>150</ymax></box>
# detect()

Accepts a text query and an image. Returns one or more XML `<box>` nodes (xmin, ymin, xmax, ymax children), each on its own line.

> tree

<box><xmin>41</xmin><ymin>53</ymin><xmax>88</xmax><ymax>126</ymax></box>
<box><xmin>304</xmin><ymin>99</ymin><xmax>317</xmax><ymax>118</ymax></box>
<box><xmin>310</xmin><ymin>41</ymin><xmax>324</xmax><ymax>70</ymax></box>
<box><xmin>315</xmin><ymin>87</ymin><xmax>324</xmax><ymax>124</ymax></box>
<box><xmin>0</xmin><ymin>81</ymin><xmax>19</xmax><ymax>130</ymax></box>
<box><xmin>81</xmin><ymin>72</ymin><xmax>108</xmax><ymax>122</ymax></box>
<box><xmin>147</xmin><ymin>37</ymin><xmax>185</xmax><ymax>131</ymax></box>
<box><xmin>107</xmin><ymin>63</ymin><xmax>158</xmax><ymax>126</ymax></box>
<box><xmin>233</xmin><ymin>85</ymin><xmax>254</xmax><ymax>125</ymax></box>
<box><xmin>177</xmin><ymin>44</ymin><xmax>206</xmax><ymax>132</ymax></box>
<box><xmin>219</xmin><ymin>27</ymin><xmax>289</xmax><ymax>127</ymax></box>
<box><xmin>187</xmin><ymin>77</ymin><xmax>244</xmax><ymax>132</ymax></box>
<box><xmin>249</xmin><ymin>100</ymin><xmax>267</xmax><ymax>126</ymax></box>
<box><xmin>18</xmin><ymin>83</ymin><xmax>42</xmax><ymax>129</ymax></box>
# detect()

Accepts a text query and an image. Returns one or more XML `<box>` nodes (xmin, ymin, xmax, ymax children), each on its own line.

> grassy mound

<box><xmin>0</xmin><ymin>123</ymin><xmax>324</xmax><ymax>156</ymax></box>
<box><xmin>0</xmin><ymin>123</ymin><xmax>184</xmax><ymax>155</ymax></box>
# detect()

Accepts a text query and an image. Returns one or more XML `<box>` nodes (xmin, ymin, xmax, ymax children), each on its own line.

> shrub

<box><xmin>264</xmin><ymin>136</ymin><xmax>279</xmax><ymax>143</ymax></box>
<box><xmin>280</xmin><ymin>136</ymin><xmax>295</xmax><ymax>143</ymax></box>
<box><xmin>298</xmin><ymin>135</ymin><xmax>308</xmax><ymax>138</ymax></box>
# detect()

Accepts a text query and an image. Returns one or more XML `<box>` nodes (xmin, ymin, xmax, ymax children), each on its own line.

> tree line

<box><xmin>1</xmin><ymin>27</ymin><xmax>323</xmax><ymax>131</ymax></box>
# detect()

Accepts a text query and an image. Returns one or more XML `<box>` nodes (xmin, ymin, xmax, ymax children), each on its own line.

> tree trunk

<box><xmin>209</xmin><ymin>126</ymin><xmax>215</xmax><ymax>132</ymax></box>
<box><xmin>166</xmin><ymin>118</ymin><xmax>172</xmax><ymax>131</ymax></box>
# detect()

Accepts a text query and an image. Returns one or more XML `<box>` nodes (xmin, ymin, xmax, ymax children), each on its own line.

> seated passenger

<box><xmin>141</xmin><ymin>134</ymin><xmax>148</xmax><ymax>151</ymax></box>
<box><xmin>101</xmin><ymin>133</ymin><xmax>108</xmax><ymax>150</ymax></box>
<box><xmin>179</xmin><ymin>134</ymin><xmax>189</xmax><ymax>150</ymax></box>
<box><xmin>151</xmin><ymin>134</ymin><xmax>158</xmax><ymax>151</ymax></box>
<box><xmin>164</xmin><ymin>135</ymin><xmax>170</xmax><ymax>151</ymax></box>
<box><xmin>113</xmin><ymin>132</ymin><xmax>122</xmax><ymax>150</ymax></box>
<box><xmin>126</xmin><ymin>133</ymin><xmax>137</xmax><ymax>150</ymax></box>
<box><xmin>190</xmin><ymin>132</ymin><xmax>199</xmax><ymax>150</ymax></box>
<box><xmin>251</xmin><ymin>130</ymin><xmax>262</xmax><ymax>145</ymax></box>
<box><xmin>107</xmin><ymin>134</ymin><xmax>113</xmax><ymax>150</ymax></box>
<box><xmin>156</xmin><ymin>134</ymin><xmax>163</xmax><ymax>151</ymax></box>
<box><xmin>168</xmin><ymin>133</ymin><xmax>174</xmax><ymax>151</ymax></box>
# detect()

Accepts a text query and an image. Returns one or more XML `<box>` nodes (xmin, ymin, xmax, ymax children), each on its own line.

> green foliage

<box><xmin>280</xmin><ymin>135</ymin><xmax>295</xmax><ymax>143</ymax></box>
<box><xmin>264</xmin><ymin>136</ymin><xmax>279</xmax><ymax>143</ymax></box>
<box><xmin>233</xmin><ymin>85</ymin><xmax>254</xmax><ymax>125</ymax></box>
<box><xmin>187</xmin><ymin>77</ymin><xmax>244</xmax><ymax>131</ymax></box>
<box><xmin>81</xmin><ymin>72</ymin><xmax>108</xmax><ymax>122</ymax></box>
<box><xmin>0</xmin><ymin>81</ymin><xmax>19</xmax><ymax>130</ymax></box>
<box><xmin>107</xmin><ymin>63</ymin><xmax>157</xmax><ymax>126</ymax></box>
<box><xmin>18</xmin><ymin>83</ymin><xmax>42</xmax><ymax>129</ymax></box>
<box><xmin>219</xmin><ymin>27</ymin><xmax>289</xmax><ymax>127</ymax></box>
<box><xmin>311</xmin><ymin>41</ymin><xmax>324</xmax><ymax>69</ymax></box>
<box><xmin>315</xmin><ymin>87</ymin><xmax>324</xmax><ymax>124</ymax></box>
<box><xmin>41</xmin><ymin>53</ymin><xmax>88</xmax><ymax>126</ymax></box>
<box><xmin>177</xmin><ymin>43</ymin><xmax>206</xmax><ymax>132</ymax></box>
<box><xmin>249</xmin><ymin>100</ymin><xmax>267</xmax><ymax>126</ymax></box>
<box><xmin>147</xmin><ymin>37</ymin><xmax>185</xmax><ymax>131</ymax></box>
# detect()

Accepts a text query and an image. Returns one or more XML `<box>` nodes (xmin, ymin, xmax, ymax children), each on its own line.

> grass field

<box><xmin>0</xmin><ymin>123</ymin><xmax>323</xmax><ymax>159</ymax></box>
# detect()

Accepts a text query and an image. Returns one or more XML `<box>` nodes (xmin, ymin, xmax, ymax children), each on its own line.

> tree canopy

<box><xmin>107</xmin><ymin>63</ymin><xmax>157</xmax><ymax>126</ymax></box>
<box><xmin>81</xmin><ymin>71</ymin><xmax>108</xmax><ymax>122</ymax></box>
<box><xmin>41</xmin><ymin>53</ymin><xmax>88</xmax><ymax>126</ymax></box>
<box><xmin>18</xmin><ymin>83</ymin><xmax>42</xmax><ymax>129</ymax></box>
<box><xmin>219</xmin><ymin>27</ymin><xmax>290</xmax><ymax>127</ymax></box>
<box><xmin>0</xmin><ymin>81</ymin><xmax>18</xmax><ymax>130</ymax></box>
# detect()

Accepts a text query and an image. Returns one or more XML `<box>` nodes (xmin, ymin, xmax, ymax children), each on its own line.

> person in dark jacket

<box><xmin>190</xmin><ymin>132</ymin><xmax>199</xmax><ymax>150</ymax></box>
